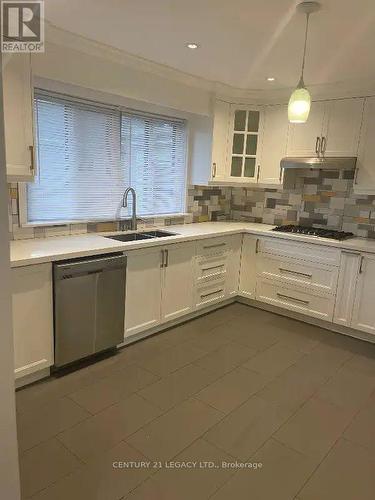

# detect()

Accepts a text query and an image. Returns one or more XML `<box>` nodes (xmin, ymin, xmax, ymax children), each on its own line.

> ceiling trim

<box><xmin>45</xmin><ymin>22</ymin><xmax>375</xmax><ymax>105</ymax></box>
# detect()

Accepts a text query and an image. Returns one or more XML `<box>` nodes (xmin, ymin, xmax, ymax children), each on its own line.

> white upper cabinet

<box><xmin>287</xmin><ymin>101</ymin><xmax>326</xmax><ymax>157</ymax></box>
<box><xmin>323</xmin><ymin>98</ymin><xmax>364</xmax><ymax>157</ymax></box>
<box><xmin>211</xmin><ymin>100</ymin><xmax>231</xmax><ymax>181</ymax></box>
<box><xmin>2</xmin><ymin>54</ymin><xmax>36</xmax><ymax>181</ymax></box>
<box><xmin>227</xmin><ymin>105</ymin><xmax>263</xmax><ymax>183</ymax></box>
<box><xmin>287</xmin><ymin>98</ymin><xmax>364</xmax><ymax>158</ymax></box>
<box><xmin>259</xmin><ymin>104</ymin><xmax>289</xmax><ymax>185</ymax></box>
<box><xmin>354</xmin><ymin>97</ymin><xmax>375</xmax><ymax>195</ymax></box>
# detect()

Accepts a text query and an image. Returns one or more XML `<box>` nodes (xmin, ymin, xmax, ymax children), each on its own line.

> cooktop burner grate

<box><xmin>272</xmin><ymin>225</ymin><xmax>354</xmax><ymax>241</ymax></box>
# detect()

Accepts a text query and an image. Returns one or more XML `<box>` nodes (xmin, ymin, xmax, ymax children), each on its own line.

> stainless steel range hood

<box><xmin>280</xmin><ymin>156</ymin><xmax>357</xmax><ymax>170</ymax></box>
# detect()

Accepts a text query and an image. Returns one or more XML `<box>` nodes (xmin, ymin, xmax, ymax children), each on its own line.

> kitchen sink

<box><xmin>104</xmin><ymin>230</ymin><xmax>176</xmax><ymax>242</ymax></box>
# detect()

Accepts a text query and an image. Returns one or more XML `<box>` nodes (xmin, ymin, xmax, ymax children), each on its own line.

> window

<box><xmin>25</xmin><ymin>91</ymin><xmax>187</xmax><ymax>223</ymax></box>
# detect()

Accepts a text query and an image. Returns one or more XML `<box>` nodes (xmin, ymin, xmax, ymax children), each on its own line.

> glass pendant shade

<box><xmin>288</xmin><ymin>83</ymin><xmax>311</xmax><ymax>123</ymax></box>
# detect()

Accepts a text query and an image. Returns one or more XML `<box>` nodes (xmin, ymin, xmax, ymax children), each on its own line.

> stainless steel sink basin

<box><xmin>104</xmin><ymin>230</ymin><xmax>176</xmax><ymax>242</ymax></box>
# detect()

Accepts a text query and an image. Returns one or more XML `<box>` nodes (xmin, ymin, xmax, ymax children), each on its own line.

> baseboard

<box><xmin>119</xmin><ymin>298</ymin><xmax>236</xmax><ymax>348</ymax></box>
<box><xmin>15</xmin><ymin>367</ymin><xmax>50</xmax><ymax>389</ymax></box>
<box><xmin>237</xmin><ymin>296</ymin><xmax>375</xmax><ymax>345</ymax></box>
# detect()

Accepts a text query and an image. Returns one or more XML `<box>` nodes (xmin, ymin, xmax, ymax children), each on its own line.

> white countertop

<box><xmin>10</xmin><ymin>222</ymin><xmax>375</xmax><ymax>267</ymax></box>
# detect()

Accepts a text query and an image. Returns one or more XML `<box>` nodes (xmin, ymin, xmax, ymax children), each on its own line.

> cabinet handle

<box><xmin>359</xmin><ymin>256</ymin><xmax>364</xmax><ymax>274</ymax></box>
<box><xmin>202</xmin><ymin>264</ymin><xmax>224</xmax><ymax>272</ymax></box>
<box><xmin>277</xmin><ymin>293</ymin><xmax>309</xmax><ymax>305</ymax></box>
<box><xmin>160</xmin><ymin>250</ymin><xmax>165</xmax><ymax>268</ymax></box>
<box><xmin>212</xmin><ymin>162</ymin><xmax>217</xmax><ymax>178</ymax></box>
<box><xmin>354</xmin><ymin>167</ymin><xmax>359</xmax><ymax>185</ymax></box>
<box><xmin>315</xmin><ymin>137</ymin><xmax>321</xmax><ymax>155</ymax></box>
<box><xmin>279</xmin><ymin>168</ymin><xmax>283</xmax><ymax>182</ymax></box>
<box><xmin>203</xmin><ymin>242</ymin><xmax>226</xmax><ymax>249</ymax></box>
<box><xmin>321</xmin><ymin>136</ymin><xmax>327</xmax><ymax>155</ymax></box>
<box><xmin>342</xmin><ymin>250</ymin><xmax>360</xmax><ymax>256</ymax></box>
<box><xmin>256</xmin><ymin>165</ymin><xmax>261</xmax><ymax>182</ymax></box>
<box><xmin>201</xmin><ymin>289</ymin><xmax>223</xmax><ymax>299</ymax></box>
<box><xmin>29</xmin><ymin>145</ymin><xmax>35</xmax><ymax>173</ymax></box>
<box><xmin>255</xmin><ymin>238</ymin><xmax>260</xmax><ymax>254</ymax></box>
<box><xmin>279</xmin><ymin>267</ymin><xmax>312</xmax><ymax>278</ymax></box>
<box><xmin>165</xmin><ymin>249</ymin><xmax>169</xmax><ymax>268</ymax></box>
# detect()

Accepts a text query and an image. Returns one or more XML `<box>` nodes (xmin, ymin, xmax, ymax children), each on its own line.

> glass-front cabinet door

<box><xmin>228</xmin><ymin>106</ymin><xmax>263</xmax><ymax>182</ymax></box>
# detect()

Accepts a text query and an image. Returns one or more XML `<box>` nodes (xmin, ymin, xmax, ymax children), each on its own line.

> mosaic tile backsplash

<box><xmin>7</xmin><ymin>169</ymin><xmax>375</xmax><ymax>240</ymax></box>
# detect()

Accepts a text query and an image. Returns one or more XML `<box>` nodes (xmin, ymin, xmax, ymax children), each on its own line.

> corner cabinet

<box><xmin>2</xmin><ymin>53</ymin><xmax>36</xmax><ymax>181</ymax></box>
<box><xmin>11</xmin><ymin>263</ymin><xmax>54</xmax><ymax>379</ymax></box>
<box><xmin>227</xmin><ymin>105</ymin><xmax>263</xmax><ymax>183</ymax></box>
<box><xmin>334</xmin><ymin>251</ymin><xmax>375</xmax><ymax>336</ymax></box>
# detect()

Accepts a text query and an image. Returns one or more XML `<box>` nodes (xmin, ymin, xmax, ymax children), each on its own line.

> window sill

<box><xmin>20</xmin><ymin>213</ymin><xmax>191</xmax><ymax>229</ymax></box>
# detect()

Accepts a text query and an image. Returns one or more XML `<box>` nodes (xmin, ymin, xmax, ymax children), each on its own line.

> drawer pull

<box><xmin>342</xmin><ymin>250</ymin><xmax>360</xmax><ymax>256</ymax></box>
<box><xmin>202</xmin><ymin>264</ymin><xmax>224</xmax><ymax>272</ymax></box>
<box><xmin>279</xmin><ymin>268</ymin><xmax>312</xmax><ymax>279</ymax></box>
<box><xmin>201</xmin><ymin>289</ymin><xmax>223</xmax><ymax>299</ymax></box>
<box><xmin>203</xmin><ymin>243</ymin><xmax>226</xmax><ymax>249</ymax></box>
<box><xmin>277</xmin><ymin>293</ymin><xmax>309</xmax><ymax>305</ymax></box>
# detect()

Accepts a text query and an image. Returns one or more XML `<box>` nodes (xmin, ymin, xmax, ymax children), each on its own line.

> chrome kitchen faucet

<box><xmin>121</xmin><ymin>187</ymin><xmax>137</xmax><ymax>231</ymax></box>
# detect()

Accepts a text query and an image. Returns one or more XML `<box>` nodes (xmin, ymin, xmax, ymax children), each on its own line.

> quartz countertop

<box><xmin>10</xmin><ymin>221</ymin><xmax>375</xmax><ymax>268</ymax></box>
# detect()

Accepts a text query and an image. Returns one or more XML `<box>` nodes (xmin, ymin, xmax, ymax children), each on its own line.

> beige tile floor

<box><xmin>16</xmin><ymin>303</ymin><xmax>375</xmax><ymax>500</ymax></box>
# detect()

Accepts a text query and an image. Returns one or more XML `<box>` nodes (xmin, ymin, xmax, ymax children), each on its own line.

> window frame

<box><xmin>19</xmin><ymin>89</ymin><xmax>190</xmax><ymax>227</ymax></box>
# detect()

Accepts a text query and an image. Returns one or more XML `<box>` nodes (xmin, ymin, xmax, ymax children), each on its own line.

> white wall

<box><xmin>0</xmin><ymin>56</ymin><xmax>21</xmax><ymax>500</ymax></box>
<box><xmin>31</xmin><ymin>40</ymin><xmax>212</xmax><ymax>116</ymax></box>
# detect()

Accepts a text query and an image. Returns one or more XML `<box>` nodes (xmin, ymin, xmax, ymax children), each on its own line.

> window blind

<box><xmin>27</xmin><ymin>92</ymin><xmax>187</xmax><ymax>223</ymax></box>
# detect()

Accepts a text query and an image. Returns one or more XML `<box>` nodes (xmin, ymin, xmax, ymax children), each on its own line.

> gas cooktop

<box><xmin>272</xmin><ymin>225</ymin><xmax>354</xmax><ymax>241</ymax></box>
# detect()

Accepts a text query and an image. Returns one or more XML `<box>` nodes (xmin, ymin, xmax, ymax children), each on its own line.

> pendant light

<box><xmin>288</xmin><ymin>1</ymin><xmax>321</xmax><ymax>123</ymax></box>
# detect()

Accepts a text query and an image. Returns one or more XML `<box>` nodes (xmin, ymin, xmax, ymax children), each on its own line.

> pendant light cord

<box><xmin>300</xmin><ymin>13</ymin><xmax>310</xmax><ymax>82</ymax></box>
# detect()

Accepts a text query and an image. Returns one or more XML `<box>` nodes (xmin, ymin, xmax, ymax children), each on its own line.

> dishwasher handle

<box><xmin>54</xmin><ymin>254</ymin><xmax>127</xmax><ymax>280</ymax></box>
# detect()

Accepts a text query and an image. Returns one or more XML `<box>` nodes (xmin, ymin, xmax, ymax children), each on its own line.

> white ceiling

<box><xmin>45</xmin><ymin>0</ymin><xmax>375</xmax><ymax>91</ymax></box>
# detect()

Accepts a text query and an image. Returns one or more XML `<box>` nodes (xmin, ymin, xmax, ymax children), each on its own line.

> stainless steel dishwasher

<box><xmin>53</xmin><ymin>253</ymin><xmax>127</xmax><ymax>368</ymax></box>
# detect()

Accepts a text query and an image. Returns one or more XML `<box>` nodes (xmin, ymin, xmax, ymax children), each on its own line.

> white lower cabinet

<box><xmin>161</xmin><ymin>243</ymin><xmax>195</xmax><ymax>322</ymax></box>
<box><xmin>334</xmin><ymin>251</ymin><xmax>375</xmax><ymax>336</ymax></box>
<box><xmin>239</xmin><ymin>234</ymin><xmax>258</xmax><ymax>299</ymax></box>
<box><xmin>351</xmin><ymin>254</ymin><xmax>375</xmax><ymax>335</ymax></box>
<box><xmin>125</xmin><ymin>242</ymin><xmax>195</xmax><ymax>338</ymax></box>
<box><xmin>124</xmin><ymin>247</ymin><xmax>163</xmax><ymax>338</ymax></box>
<box><xmin>11</xmin><ymin>263</ymin><xmax>54</xmax><ymax>379</ymax></box>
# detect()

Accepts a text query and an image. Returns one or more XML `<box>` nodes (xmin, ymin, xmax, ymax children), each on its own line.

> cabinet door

<box><xmin>225</xmin><ymin>234</ymin><xmax>242</xmax><ymax>296</ymax></box>
<box><xmin>12</xmin><ymin>263</ymin><xmax>54</xmax><ymax>379</ymax></box>
<box><xmin>124</xmin><ymin>248</ymin><xmax>162</xmax><ymax>338</ymax></box>
<box><xmin>323</xmin><ymin>98</ymin><xmax>364</xmax><ymax>157</ymax></box>
<box><xmin>228</xmin><ymin>105</ymin><xmax>264</xmax><ymax>182</ymax></box>
<box><xmin>259</xmin><ymin>105</ymin><xmax>288</xmax><ymax>184</ymax></box>
<box><xmin>333</xmin><ymin>251</ymin><xmax>360</xmax><ymax>327</ymax></box>
<box><xmin>287</xmin><ymin>101</ymin><xmax>326</xmax><ymax>157</ymax></box>
<box><xmin>161</xmin><ymin>243</ymin><xmax>195</xmax><ymax>322</ymax></box>
<box><xmin>351</xmin><ymin>254</ymin><xmax>375</xmax><ymax>336</ymax></box>
<box><xmin>355</xmin><ymin>97</ymin><xmax>375</xmax><ymax>195</ymax></box>
<box><xmin>239</xmin><ymin>235</ymin><xmax>259</xmax><ymax>299</ymax></box>
<box><xmin>2</xmin><ymin>54</ymin><xmax>35</xmax><ymax>181</ymax></box>
<box><xmin>211</xmin><ymin>100</ymin><xmax>231</xmax><ymax>181</ymax></box>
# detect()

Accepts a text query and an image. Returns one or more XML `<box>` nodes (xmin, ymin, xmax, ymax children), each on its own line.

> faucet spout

<box><xmin>122</xmin><ymin>187</ymin><xmax>137</xmax><ymax>231</ymax></box>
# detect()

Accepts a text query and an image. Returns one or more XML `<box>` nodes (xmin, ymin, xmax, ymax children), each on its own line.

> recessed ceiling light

<box><xmin>267</xmin><ymin>77</ymin><xmax>276</xmax><ymax>82</ymax></box>
<box><xmin>186</xmin><ymin>42</ymin><xmax>199</xmax><ymax>49</ymax></box>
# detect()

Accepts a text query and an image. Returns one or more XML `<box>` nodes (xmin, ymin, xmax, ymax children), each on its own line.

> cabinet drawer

<box><xmin>195</xmin><ymin>254</ymin><xmax>227</xmax><ymax>284</ymax></box>
<box><xmin>195</xmin><ymin>280</ymin><xmax>226</xmax><ymax>308</ymax></box>
<box><xmin>257</xmin><ymin>255</ymin><xmax>338</xmax><ymax>295</ymax></box>
<box><xmin>256</xmin><ymin>279</ymin><xmax>335</xmax><ymax>321</ymax></box>
<box><xmin>196</xmin><ymin>236</ymin><xmax>232</xmax><ymax>257</ymax></box>
<box><xmin>260</xmin><ymin>238</ymin><xmax>340</xmax><ymax>266</ymax></box>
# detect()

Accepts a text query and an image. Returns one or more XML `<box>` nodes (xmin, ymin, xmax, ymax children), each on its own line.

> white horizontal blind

<box><xmin>121</xmin><ymin>112</ymin><xmax>187</xmax><ymax>215</ymax></box>
<box><xmin>28</xmin><ymin>93</ymin><xmax>125</xmax><ymax>222</ymax></box>
<box><xmin>27</xmin><ymin>92</ymin><xmax>187</xmax><ymax>223</ymax></box>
